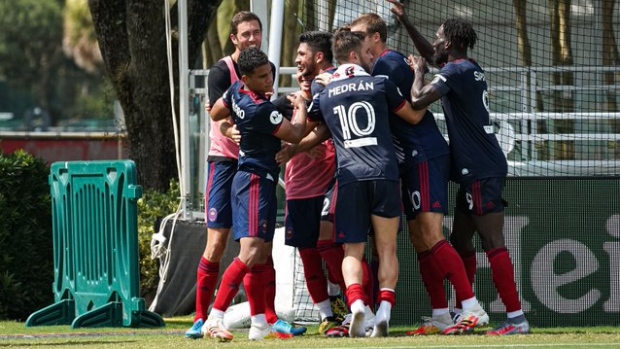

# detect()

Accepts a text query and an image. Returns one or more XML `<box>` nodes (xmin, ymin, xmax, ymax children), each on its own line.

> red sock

<box><xmin>487</xmin><ymin>247</ymin><xmax>522</xmax><ymax>313</ymax></box>
<box><xmin>243</xmin><ymin>264</ymin><xmax>266</xmax><ymax>316</ymax></box>
<box><xmin>361</xmin><ymin>258</ymin><xmax>374</xmax><ymax>306</ymax></box>
<box><xmin>456</xmin><ymin>250</ymin><xmax>477</xmax><ymax>309</ymax></box>
<box><xmin>195</xmin><ymin>257</ymin><xmax>220</xmax><ymax>321</ymax></box>
<box><xmin>345</xmin><ymin>283</ymin><xmax>366</xmax><ymax>308</ymax></box>
<box><xmin>264</xmin><ymin>256</ymin><xmax>279</xmax><ymax>324</ymax></box>
<box><xmin>212</xmin><ymin>258</ymin><xmax>249</xmax><ymax>312</ymax></box>
<box><xmin>299</xmin><ymin>247</ymin><xmax>329</xmax><ymax>304</ymax></box>
<box><xmin>377</xmin><ymin>289</ymin><xmax>396</xmax><ymax>307</ymax></box>
<box><xmin>431</xmin><ymin>240</ymin><xmax>474</xmax><ymax>301</ymax></box>
<box><xmin>417</xmin><ymin>251</ymin><xmax>448</xmax><ymax>309</ymax></box>
<box><xmin>317</xmin><ymin>241</ymin><xmax>345</xmax><ymax>290</ymax></box>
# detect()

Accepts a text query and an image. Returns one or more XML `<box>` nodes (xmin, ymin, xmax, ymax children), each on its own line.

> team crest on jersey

<box><xmin>270</xmin><ymin>110</ymin><xmax>283</xmax><ymax>125</ymax></box>
<box><xmin>285</xmin><ymin>228</ymin><xmax>293</xmax><ymax>240</ymax></box>
<box><xmin>208</xmin><ymin>208</ymin><xmax>218</xmax><ymax>222</ymax></box>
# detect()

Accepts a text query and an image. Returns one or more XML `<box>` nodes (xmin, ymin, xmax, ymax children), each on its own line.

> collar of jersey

<box><xmin>331</xmin><ymin>64</ymin><xmax>370</xmax><ymax>82</ymax></box>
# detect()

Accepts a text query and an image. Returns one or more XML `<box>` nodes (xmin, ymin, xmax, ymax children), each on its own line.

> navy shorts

<box><xmin>321</xmin><ymin>179</ymin><xmax>337</xmax><ymax>222</ymax></box>
<box><xmin>401</xmin><ymin>155</ymin><xmax>450</xmax><ymax>220</ymax></box>
<box><xmin>284</xmin><ymin>197</ymin><xmax>323</xmax><ymax>248</ymax></box>
<box><xmin>205</xmin><ymin>160</ymin><xmax>236</xmax><ymax>229</ymax></box>
<box><xmin>455</xmin><ymin>177</ymin><xmax>506</xmax><ymax>216</ymax></box>
<box><xmin>231</xmin><ymin>171</ymin><xmax>277</xmax><ymax>242</ymax></box>
<box><xmin>334</xmin><ymin>180</ymin><xmax>401</xmax><ymax>244</ymax></box>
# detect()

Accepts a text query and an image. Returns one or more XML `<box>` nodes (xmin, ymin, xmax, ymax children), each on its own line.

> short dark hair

<box><xmin>298</xmin><ymin>31</ymin><xmax>334</xmax><ymax>62</ymax></box>
<box><xmin>442</xmin><ymin>18</ymin><xmax>477</xmax><ymax>50</ymax></box>
<box><xmin>230</xmin><ymin>11</ymin><xmax>262</xmax><ymax>36</ymax></box>
<box><xmin>350</xmin><ymin>13</ymin><xmax>387</xmax><ymax>43</ymax></box>
<box><xmin>238</xmin><ymin>47</ymin><xmax>269</xmax><ymax>76</ymax></box>
<box><xmin>332</xmin><ymin>29</ymin><xmax>365</xmax><ymax>64</ymax></box>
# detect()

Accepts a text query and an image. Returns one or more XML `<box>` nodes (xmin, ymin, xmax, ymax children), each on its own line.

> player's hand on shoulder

<box><xmin>287</xmin><ymin>91</ymin><xmax>307</xmax><ymax>109</ymax></box>
<box><xmin>315</xmin><ymin>72</ymin><xmax>333</xmax><ymax>87</ymax></box>
<box><xmin>408</xmin><ymin>55</ymin><xmax>429</xmax><ymax>75</ymax></box>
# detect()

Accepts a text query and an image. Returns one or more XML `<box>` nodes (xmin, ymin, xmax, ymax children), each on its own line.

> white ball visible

<box><xmin>223</xmin><ymin>302</ymin><xmax>252</xmax><ymax>329</ymax></box>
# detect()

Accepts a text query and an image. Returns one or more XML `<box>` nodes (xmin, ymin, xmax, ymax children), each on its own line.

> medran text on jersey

<box><xmin>328</xmin><ymin>81</ymin><xmax>375</xmax><ymax>98</ymax></box>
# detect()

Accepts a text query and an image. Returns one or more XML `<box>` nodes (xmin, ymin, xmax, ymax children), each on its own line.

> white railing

<box><xmin>190</xmin><ymin>66</ymin><xmax>620</xmax><ymax>177</ymax></box>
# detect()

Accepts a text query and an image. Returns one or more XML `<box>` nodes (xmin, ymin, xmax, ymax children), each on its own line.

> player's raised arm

<box><xmin>386</xmin><ymin>0</ymin><xmax>435</xmax><ymax>63</ymax></box>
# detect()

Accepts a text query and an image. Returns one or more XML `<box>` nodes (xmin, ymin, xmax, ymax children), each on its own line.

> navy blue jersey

<box><xmin>316</xmin><ymin>65</ymin><xmax>403</xmax><ymax>185</ymax></box>
<box><xmin>308</xmin><ymin>67</ymin><xmax>337</xmax><ymax>123</ymax></box>
<box><xmin>431</xmin><ymin>59</ymin><xmax>507</xmax><ymax>181</ymax></box>
<box><xmin>221</xmin><ymin>81</ymin><xmax>284</xmax><ymax>179</ymax></box>
<box><xmin>372</xmin><ymin>50</ymin><xmax>449</xmax><ymax>164</ymax></box>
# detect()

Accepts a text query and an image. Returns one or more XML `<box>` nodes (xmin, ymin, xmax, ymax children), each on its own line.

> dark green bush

<box><xmin>137</xmin><ymin>179</ymin><xmax>180</xmax><ymax>302</ymax></box>
<box><xmin>0</xmin><ymin>150</ymin><xmax>53</xmax><ymax>320</ymax></box>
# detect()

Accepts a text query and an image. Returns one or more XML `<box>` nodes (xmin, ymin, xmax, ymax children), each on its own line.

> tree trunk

<box><xmin>88</xmin><ymin>0</ymin><xmax>222</xmax><ymax>191</ymax></box>
<box><xmin>280</xmin><ymin>0</ymin><xmax>301</xmax><ymax>88</ymax></box>
<box><xmin>548</xmin><ymin>0</ymin><xmax>575</xmax><ymax>160</ymax></box>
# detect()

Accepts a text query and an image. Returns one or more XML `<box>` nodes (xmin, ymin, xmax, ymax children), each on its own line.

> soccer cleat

<box><xmin>486</xmin><ymin>319</ymin><xmax>530</xmax><ymax>336</ymax></box>
<box><xmin>318</xmin><ymin>318</ymin><xmax>339</xmax><ymax>335</ymax></box>
<box><xmin>370</xmin><ymin>320</ymin><xmax>389</xmax><ymax>337</ymax></box>
<box><xmin>330</xmin><ymin>297</ymin><xmax>348</xmax><ymax>322</ymax></box>
<box><xmin>271</xmin><ymin>319</ymin><xmax>307</xmax><ymax>336</ymax></box>
<box><xmin>325</xmin><ymin>325</ymin><xmax>349</xmax><ymax>337</ymax></box>
<box><xmin>248</xmin><ymin>321</ymin><xmax>271</xmax><ymax>340</ymax></box>
<box><xmin>443</xmin><ymin>303</ymin><xmax>489</xmax><ymax>335</ymax></box>
<box><xmin>348</xmin><ymin>310</ymin><xmax>366</xmax><ymax>337</ymax></box>
<box><xmin>203</xmin><ymin>316</ymin><xmax>234</xmax><ymax>342</ymax></box>
<box><xmin>185</xmin><ymin>318</ymin><xmax>204</xmax><ymax>339</ymax></box>
<box><xmin>407</xmin><ymin>313</ymin><xmax>454</xmax><ymax>336</ymax></box>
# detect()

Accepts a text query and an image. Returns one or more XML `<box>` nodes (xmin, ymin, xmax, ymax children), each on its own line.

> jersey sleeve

<box><xmin>272</xmin><ymin>95</ymin><xmax>294</xmax><ymax>121</ymax></box>
<box><xmin>207</xmin><ymin>62</ymin><xmax>231</xmax><ymax>103</ymax></box>
<box><xmin>384</xmin><ymin>79</ymin><xmax>407</xmax><ymax>112</ymax></box>
<box><xmin>431</xmin><ymin>66</ymin><xmax>454</xmax><ymax>97</ymax></box>
<box><xmin>308</xmin><ymin>91</ymin><xmax>325</xmax><ymax>123</ymax></box>
<box><xmin>255</xmin><ymin>102</ymin><xmax>284</xmax><ymax>135</ymax></box>
<box><xmin>221</xmin><ymin>83</ymin><xmax>234</xmax><ymax>109</ymax></box>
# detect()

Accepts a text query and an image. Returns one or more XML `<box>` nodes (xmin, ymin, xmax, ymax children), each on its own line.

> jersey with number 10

<box><xmin>316</xmin><ymin>66</ymin><xmax>405</xmax><ymax>186</ymax></box>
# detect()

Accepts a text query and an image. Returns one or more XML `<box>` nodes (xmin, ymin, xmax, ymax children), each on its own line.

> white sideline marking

<box><xmin>295</xmin><ymin>344</ymin><xmax>620</xmax><ymax>349</ymax></box>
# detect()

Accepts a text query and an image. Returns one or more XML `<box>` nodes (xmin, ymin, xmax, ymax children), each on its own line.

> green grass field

<box><xmin>1</xmin><ymin>317</ymin><xmax>619</xmax><ymax>349</ymax></box>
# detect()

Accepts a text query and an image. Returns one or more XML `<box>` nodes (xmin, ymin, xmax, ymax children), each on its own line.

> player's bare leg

<box><xmin>369</xmin><ymin>215</ymin><xmax>399</xmax><ymax>337</ymax></box>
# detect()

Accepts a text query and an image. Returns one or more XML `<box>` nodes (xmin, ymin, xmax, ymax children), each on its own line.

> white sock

<box><xmin>432</xmin><ymin>308</ymin><xmax>450</xmax><ymax>317</ymax></box>
<box><xmin>209</xmin><ymin>309</ymin><xmax>225</xmax><ymax>319</ymax></box>
<box><xmin>351</xmin><ymin>299</ymin><xmax>365</xmax><ymax>314</ymax></box>
<box><xmin>327</xmin><ymin>281</ymin><xmax>341</xmax><ymax>297</ymax></box>
<box><xmin>507</xmin><ymin>310</ymin><xmax>524</xmax><ymax>318</ymax></box>
<box><xmin>251</xmin><ymin>314</ymin><xmax>268</xmax><ymax>326</ymax></box>
<box><xmin>316</xmin><ymin>299</ymin><xmax>333</xmax><ymax>320</ymax></box>
<box><xmin>376</xmin><ymin>301</ymin><xmax>392</xmax><ymax>323</ymax></box>
<box><xmin>461</xmin><ymin>297</ymin><xmax>478</xmax><ymax>310</ymax></box>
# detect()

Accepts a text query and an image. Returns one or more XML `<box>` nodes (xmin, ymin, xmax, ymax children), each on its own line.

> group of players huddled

<box><xmin>186</xmin><ymin>0</ymin><xmax>530</xmax><ymax>341</ymax></box>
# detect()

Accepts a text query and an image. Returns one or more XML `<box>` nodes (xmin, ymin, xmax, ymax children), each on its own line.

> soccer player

<box><xmin>203</xmin><ymin>47</ymin><xmax>309</xmax><ymax>341</ymax></box>
<box><xmin>272</xmin><ymin>31</ymin><xmax>348</xmax><ymax>335</ymax></box>
<box><xmin>187</xmin><ymin>10</ymin><xmax>303</xmax><ymax>339</ymax></box>
<box><xmin>313</xmin><ymin>29</ymin><xmax>426</xmax><ymax>337</ymax></box>
<box><xmin>390</xmin><ymin>2</ymin><xmax>530</xmax><ymax>335</ymax></box>
<box><xmin>349</xmin><ymin>13</ymin><xmax>489</xmax><ymax>335</ymax></box>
